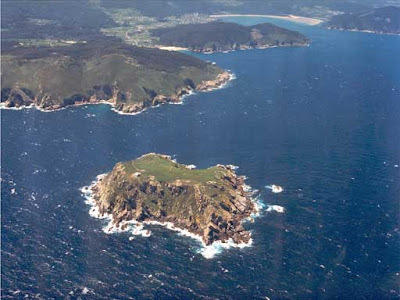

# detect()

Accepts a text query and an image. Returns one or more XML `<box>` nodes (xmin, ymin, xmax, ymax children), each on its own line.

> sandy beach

<box><xmin>155</xmin><ymin>45</ymin><xmax>189</xmax><ymax>51</ymax></box>
<box><xmin>210</xmin><ymin>14</ymin><xmax>323</xmax><ymax>26</ymax></box>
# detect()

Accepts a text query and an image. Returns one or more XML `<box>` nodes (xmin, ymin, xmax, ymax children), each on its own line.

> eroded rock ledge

<box><xmin>90</xmin><ymin>153</ymin><xmax>256</xmax><ymax>245</ymax></box>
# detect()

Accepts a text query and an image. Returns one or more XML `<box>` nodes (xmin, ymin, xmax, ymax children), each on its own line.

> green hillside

<box><xmin>1</xmin><ymin>41</ymin><xmax>223</xmax><ymax>113</ymax></box>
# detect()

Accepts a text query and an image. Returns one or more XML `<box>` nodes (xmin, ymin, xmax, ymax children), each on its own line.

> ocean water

<box><xmin>1</xmin><ymin>18</ymin><xmax>400</xmax><ymax>299</ymax></box>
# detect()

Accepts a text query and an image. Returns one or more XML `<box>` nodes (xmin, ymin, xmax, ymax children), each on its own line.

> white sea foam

<box><xmin>180</xmin><ymin>89</ymin><xmax>196</xmax><ymax>101</ymax></box>
<box><xmin>168</xmin><ymin>101</ymin><xmax>184</xmax><ymax>105</ymax></box>
<box><xmin>185</xmin><ymin>164</ymin><xmax>197</xmax><ymax>170</ymax></box>
<box><xmin>242</xmin><ymin>183</ymin><xmax>252</xmax><ymax>193</ymax></box>
<box><xmin>200</xmin><ymin>237</ymin><xmax>253</xmax><ymax>259</ymax></box>
<box><xmin>265</xmin><ymin>184</ymin><xmax>284</xmax><ymax>193</ymax></box>
<box><xmin>226</xmin><ymin>164</ymin><xmax>239</xmax><ymax>170</ymax></box>
<box><xmin>130</xmin><ymin>223</ymin><xmax>151</xmax><ymax>237</ymax></box>
<box><xmin>80</xmin><ymin>174</ymin><xmax>108</xmax><ymax>220</ymax></box>
<box><xmin>266</xmin><ymin>205</ymin><xmax>285</xmax><ymax>213</ymax></box>
<box><xmin>143</xmin><ymin>220</ymin><xmax>253</xmax><ymax>259</ymax></box>
<box><xmin>0</xmin><ymin>103</ymin><xmax>35</xmax><ymax>110</ymax></box>
<box><xmin>110</xmin><ymin>106</ymin><xmax>144</xmax><ymax>116</ymax></box>
<box><xmin>252</xmin><ymin>195</ymin><xmax>265</xmax><ymax>216</ymax></box>
<box><xmin>144</xmin><ymin>220</ymin><xmax>203</xmax><ymax>242</ymax></box>
<box><xmin>0</xmin><ymin>101</ymin><xmax>107</xmax><ymax>113</ymax></box>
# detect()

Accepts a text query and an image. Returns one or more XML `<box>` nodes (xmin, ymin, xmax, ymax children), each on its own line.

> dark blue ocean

<box><xmin>1</xmin><ymin>18</ymin><xmax>400</xmax><ymax>299</ymax></box>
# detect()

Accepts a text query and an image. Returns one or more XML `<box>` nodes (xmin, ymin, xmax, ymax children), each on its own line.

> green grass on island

<box><xmin>121</xmin><ymin>154</ymin><xmax>226</xmax><ymax>184</ymax></box>
<box><xmin>97</xmin><ymin>153</ymin><xmax>254</xmax><ymax>245</ymax></box>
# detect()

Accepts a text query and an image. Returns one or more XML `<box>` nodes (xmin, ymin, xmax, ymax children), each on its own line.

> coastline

<box><xmin>80</xmin><ymin>158</ymin><xmax>262</xmax><ymax>259</ymax></box>
<box><xmin>181</xmin><ymin>42</ymin><xmax>309</xmax><ymax>55</ymax></box>
<box><xmin>325</xmin><ymin>26</ymin><xmax>400</xmax><ymax>36</ymax></box>
<box><xmin>0</xmin><ymin>71</ymin><xmax>234</xmax><ymax>116</ymax></box>
<box><xmin>210</xmin><ymin>14</ymin><xmax>323</xmax><ymax>26</ymax></box>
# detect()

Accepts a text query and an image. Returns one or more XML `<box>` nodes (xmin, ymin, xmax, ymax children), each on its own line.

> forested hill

<box><xmin>1</xmin><ymin>41</ymin><xmax>224</xmax><ymax>113</ymax></box>
<box><xmin>151</xmin><ymin>22</ymin><xmax>309</xmax><ymax>53</ymax></box>
<box><xmin>325</xmin><ymin>6</ymin><xmax>400</xmax><ymax>34</ymax></box>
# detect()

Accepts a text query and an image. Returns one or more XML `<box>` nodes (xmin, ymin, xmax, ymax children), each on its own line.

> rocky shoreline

<box><xmin>325</xmin><ymin>26</ymin><xmax>400</xmax><ymax>36</ymax></box>
<box><xmin>1</xmin><ymin>71</ymin><xmax>233</xmax><ymax>114</ymax></box>
<box><xmin>154</xmin><ymin>41</ymin><xmax>309</xmax><ymax>54</ymax></box>
<box><xmin>84</xmin><ymin>153</ymin><xmax>258</xmax><ymax>246</ymax></box>
<box><xmin>188</xmin><ymin>41</ymin><xmax>310</xmax><ymax>54</ymax></box>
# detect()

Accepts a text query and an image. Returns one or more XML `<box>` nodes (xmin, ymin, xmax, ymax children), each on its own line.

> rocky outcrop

<box><xmin>90</xmin><ymin>153</ymin><xmax>256</xmax><ymax>245</ymax></box>
<box><xmin>196</xmin><ymin>71</ymin><xmax>231</xmax><ymax>91</ymax></box>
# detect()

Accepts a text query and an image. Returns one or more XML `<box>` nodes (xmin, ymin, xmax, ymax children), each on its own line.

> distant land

<box><xmin>97</xmin><ymin>0</ymin><xmax>376</xmax><ymax>20</ymax></box>
<box><xmin>1</xmin><ymin>1</ymin><xmax>315</xmax><ymax>114</ymax></box>
<box><xmin>87</xmin><ymin>153</ymin><xmax>257</xmax><ymax>246</ymax></box>
<box><xmin>210</xmin><ymin>14</ymin><xmax>323</xmax><ymax>25</ymax></box>
<box><xmin>2</xmin><ymin>0</ymin><xmax>392</xmax><ymax>48</ymax></box>
<box><xmin>325</xmin><ymin>6</ymin><xmax>400</xmax><ymax>35</ymax></box>
<box><xmin>1</xmin><ymin>42</ymin><xmax>230</xmax><ymax>114</ymax></box>
<box><xmin>151</xmin><ymin>21</ymin><xmax>309</xmax><ymax>53</ymax></box>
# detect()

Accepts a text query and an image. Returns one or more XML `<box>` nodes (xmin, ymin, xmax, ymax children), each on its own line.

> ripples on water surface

<box><xmin>1</xmin><ymin>18</ymin><xmax>400</xmax><ymax>299</ymax></box>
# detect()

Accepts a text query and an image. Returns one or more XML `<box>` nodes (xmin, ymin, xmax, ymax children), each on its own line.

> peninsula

<box><xmin>1</xmin><ymin>41</ymin><xmax>230</xmax><ymax>113</ymax></box>
<box><xmin>88</xmin><ymin>153</ymin><xmax>257</xmax><ymax>246</ymax></box>
<box><xmin>325</xmin><ymin>6</ymin><xmax>400</xmax><ymax>35</ymax></box>
<box><xmin>151</xmin><ymin>21</ymin><xmax>309</xmax><ymax>53</ymax></box>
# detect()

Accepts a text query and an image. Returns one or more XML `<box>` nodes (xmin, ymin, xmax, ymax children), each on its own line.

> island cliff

<box><xmin>89</xmin><ymin>154</ymin><xmax>256</xmax><ymax>245</ymax></box>
<box><xmin>1</xmin><ymin>42</ymin><xmax>230</xmax><ymax>113</ymax></box>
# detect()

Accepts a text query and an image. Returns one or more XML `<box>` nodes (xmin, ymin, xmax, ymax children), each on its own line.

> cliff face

<box><xmin>91</xmin><ymin>154</ymin><xmax>256</xmax><ymax>245</ymax></box>
<box><xmin>1</xmin><ymin>43</ymin><xmax>227</xmax><ymax>113</ymax></box>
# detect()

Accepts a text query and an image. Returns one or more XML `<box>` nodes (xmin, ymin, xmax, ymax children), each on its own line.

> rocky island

<box><xmin>1</xmin><ymin>41</ymin><xmax>231</xmax><ymax>113</ymax></box>
<box><xmin>87</xmin><ymin>153</ymin><xmax>257</xmax><ymax>246</ymax></box>
<box><xmin>151</xmin><ymin>21</ymin><xmax>309</xmax><ymax>53</ymax></box>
